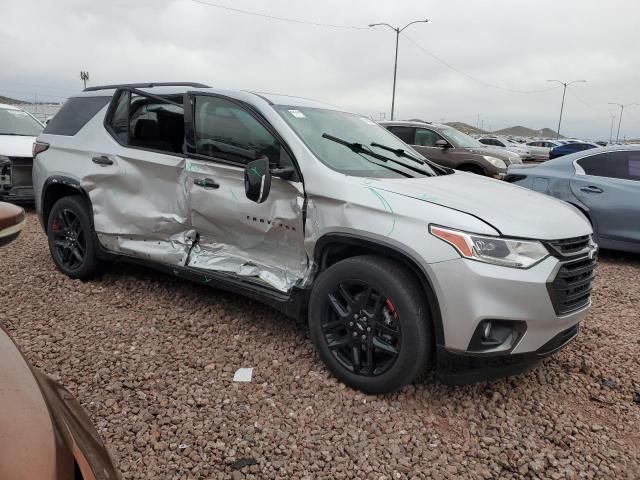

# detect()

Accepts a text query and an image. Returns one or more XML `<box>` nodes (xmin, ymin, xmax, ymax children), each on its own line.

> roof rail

<box><xmin>83</xmin><ymin>82</ymin><xmax>211</xmax><ymax>92</ymax></box>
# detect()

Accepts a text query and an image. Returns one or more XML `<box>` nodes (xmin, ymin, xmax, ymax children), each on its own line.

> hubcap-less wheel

<box><xmin>321</xmin><ymin>281</ymin><xmax>401</xmax><ymax>377</ymax></box>
<box><xmin>51</xmin><ymin>209</ymin><xmax>86</xmax><ymax>271</ymax></box>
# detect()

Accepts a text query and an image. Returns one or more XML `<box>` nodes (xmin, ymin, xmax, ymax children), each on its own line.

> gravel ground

<box><xmin>2</xmin><ymin>211</ymin><xmax>640</xmax><ymax>479</ymax></box>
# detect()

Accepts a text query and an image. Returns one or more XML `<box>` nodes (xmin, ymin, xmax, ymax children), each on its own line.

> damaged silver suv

<box><xmin>33</xmin><ymin>83</ymin><xmax>597</xmax><ymax>393</ymax></box>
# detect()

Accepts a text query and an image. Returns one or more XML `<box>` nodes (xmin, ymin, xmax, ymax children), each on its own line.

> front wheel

<box><xmin>309</xmin><ymin>255</ymin><xmax>433</xmax><ymax>394</ymax></box>
<box><xmin>47</xmin><ymin>195</ymin><xmax>103</xmax><ymax>280</ymax></box>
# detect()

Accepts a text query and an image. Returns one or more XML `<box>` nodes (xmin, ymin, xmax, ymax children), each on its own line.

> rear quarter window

<box><xmin>44</xmin><ymin>96</ymin><xmax>111</xmax><ymax>136</ymax></box>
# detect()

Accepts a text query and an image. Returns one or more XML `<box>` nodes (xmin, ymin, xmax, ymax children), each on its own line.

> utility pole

<box><xmin>608</xmin><ymin>102</ymin><xmax>638</xmax><ymax>143</ymax></box>
<box><xmin>369</xmin><ymin>19</ymin><xmax>430</xmax><ymax>120</ymax></box>
<box><xmin>547</xmin><ymin>79</ymin><xmax>586</xmax><ymax>139</ymax></box>
<box><xmin>80</xmin><ymin>71</ymin><xmax>90</xmax><ymax>89</ymax></box>
<box><xmin>609</xmin><ymin>113</ymin><xmax>616</xmax><ymax>145</ymax></box>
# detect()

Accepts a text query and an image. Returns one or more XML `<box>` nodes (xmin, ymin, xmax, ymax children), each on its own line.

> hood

<box><xmin>0</xmin><ymin>135</ymin><xmax>36</xmax><ymax>157</ymax></box>
<box><xmin>0</xmin><ymin>327</ymin><xmax>60</xmax><ymax>480</ymax></box>
<box><xmin>372</xmin><ymin>172</ymin><xmax>592</xmax><ymax>240</ymax></box>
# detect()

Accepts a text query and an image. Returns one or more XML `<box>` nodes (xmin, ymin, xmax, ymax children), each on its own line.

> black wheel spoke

<box><xmin>321</xmin><ymin>319</ymin><xmax>345</xmax><ymax>333</ymax></box>
<box><xmin>327</xmin><ymin>335</ymin><xmax>352</xmax><ymax>351</ymax></box>
<box><xmin>327</xmin><ymin>292</ymin><xmax>349</xmax><ymax>318</ymax></box>
<box><xmin>351</xmin><ymin>345</ymin><xmax>362</xmax><ymax>373</ymax></box>
<box><xmin>375</xmin><ymin>321</ymin><xmax>399</xmax><ymax>337</ymax></box>
<box><xmin>373</xmin><ymin>336</ymin><xmax>399</xmax><ymax>355</ymax></box>
<box><xmin>71</xmin><ymin>247</ymin><xmax>83</xmax><ymax>263</ymax></box>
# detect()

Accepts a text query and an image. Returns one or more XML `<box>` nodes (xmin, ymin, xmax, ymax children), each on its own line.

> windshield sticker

<box><xmin>288</xmin><ymin>109</ymin><xmax>306</xmax><ymax>119</ymax></box>
<box><xmin>361</xmin><ymin>117</ymin><xmax>377</xmax><ymax>125</ymax></box>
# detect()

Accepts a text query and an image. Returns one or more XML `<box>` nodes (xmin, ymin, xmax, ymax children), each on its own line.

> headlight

<box><xmin>430</xmin><ymin>225</ymin><xmax>549</xmax><ymax>268</ymax></box>
<box><xmin>482</xmin><ymin>156</ymin><xmax>506</xmax><ymax>170</ymax></box>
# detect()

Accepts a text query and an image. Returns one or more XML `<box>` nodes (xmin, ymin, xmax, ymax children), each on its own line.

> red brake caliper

<box><xmin>385</xmin><ymin>298</ymin><xmax>398</xmax><ymax>321</ymax></box>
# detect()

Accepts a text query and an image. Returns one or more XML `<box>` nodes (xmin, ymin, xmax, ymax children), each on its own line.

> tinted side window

<box><xmin>387</xmin><ymin>126</ymin><xmax>416</xmax><ymax>145</ymax></box>
<box><xmin>608</xmin><ymin>151</ymin><xmax>640</xmax><ymax>181</ymax></box>
<box><xmin>44</xmin><ymin>96</ymin><xmax>110</xmax><ymax>136</ymax></box>
<box><xmin>107</xmin><ymin>91</ymin><xmax>184</xmax><ymax>154</ymax></box>
<box><xmin>415</xmin><ymin>129</ymin><xmax>444</xmax><ymax>147</ymax></box>
<box><xmin>577</xmin><ymin>153</ymin><xmax>609</xmax><ymax>177</ymax></box>
<box><xmin>194</xmin><ymin>96</ymin><xmax>283</xmax><ymax>166</ymax></box>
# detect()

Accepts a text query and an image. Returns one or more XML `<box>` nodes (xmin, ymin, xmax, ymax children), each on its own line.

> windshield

<box><xmin>437</xmin><ymin>125</ymin><xmax>484</xmax><ymax>148</ymax></box>
<box><xmin>0</xmin><ymin>108</ymin><xmax>43</xmax><ymax>136</ymax></box>
<box><xmin>276</xmin><ymin>106</ymin><xmax>435</xmax><ymax>178</ymax></box>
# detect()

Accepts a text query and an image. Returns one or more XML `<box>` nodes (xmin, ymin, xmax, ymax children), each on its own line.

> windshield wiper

<box><xmin>371</xmin><ymin>141</ymin><xmax>452</xmax><ymax>175</ymax></box>
<box><xmin>370</xmin><ymin>142</ymin><xmax>424</xmax><ymax>164</ymax></box>
<box><xmin>322</xmin><ymin>133</ymin><xmax>433</xmax><ymax>177</ymax></box>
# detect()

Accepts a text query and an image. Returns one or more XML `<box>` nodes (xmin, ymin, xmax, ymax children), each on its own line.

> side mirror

<box><xmin>244</xmin><ymin>157</ymin><xmax>272</xmax><ymax>203</ymax></box>
<box><xmin>435</xmin><ymin>139</ymin><xmax>451</xmax><ymax>149</ymax></box>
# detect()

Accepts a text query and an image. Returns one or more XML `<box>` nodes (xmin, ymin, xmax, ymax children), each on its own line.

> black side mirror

<box><xmin>244</xmin><ymin>157</ymin><xmax>272</xmax><ymax>203</ymax></box>
<box><xmin>435</xmin><ymin>139</ymin><xmax>451</xmax><ymax>149</ymax></box>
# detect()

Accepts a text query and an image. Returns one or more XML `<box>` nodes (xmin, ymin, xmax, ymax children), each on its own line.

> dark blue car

<box><xmin>549</xmin><ymin>142</ymin><xmax>598</xmax><ymax>159</ymax></box>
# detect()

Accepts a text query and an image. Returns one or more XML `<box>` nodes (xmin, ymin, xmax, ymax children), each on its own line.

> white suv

<box><xmin>33</xmin><ymin>83</ymin><xmax>597</xmax><ymax>393</ymax></box>
<box><xmin>0</xmin><ymin>103</ymin><xmax>44</xmax><ymax>202</ymax></box>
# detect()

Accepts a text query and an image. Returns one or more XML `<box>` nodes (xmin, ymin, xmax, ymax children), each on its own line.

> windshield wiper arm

<box><xmin>370</xmin><ymin>142</ymin><xmax>424</xmax><ymax>164</ymax></box>
<box><xmin>322</xmin><ymin>133</ymin><xmax>432</xmax><ymax>177</ymax></box>
<box><xmin>371</xmin><ymin>141</ymin><xmax>452</xmax><ymax>175</ymax></box>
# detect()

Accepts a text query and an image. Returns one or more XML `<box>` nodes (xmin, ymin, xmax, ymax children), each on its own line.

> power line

<box><xmin>401</xmin><ymin>33</ymin><xmax>561</xmax><ymax>95</ymax></box>
<box><xmin>567</xmin><ymin>89</ymin><xmax>612</xmax><ymax>112</ymax></box>
<box><xmin>188</xmin><ymin>0</ymin><xmax>367</xmax><ymax>29</ymax></box>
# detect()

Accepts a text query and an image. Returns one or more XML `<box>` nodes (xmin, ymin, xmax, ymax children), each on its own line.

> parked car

<box><xmin>0</xmin><ymin>201</ymin><xmax>26</xmax><ymax>246</ymax></box>
<box><xmin>0</xmin><ymin>204</ymin><xmax>120</xmax><ymax>479</ymax></box>
<box><xmin>0</xmin><ymin>103</ymin><xmax>44</xmax><ymax>203</ymax></box>
<box><xmin>477</xmin><ymin>136</ymin><xmax>534</xmax><ymax>161</ymax></box>
<box><xmin>526</xmin><ymin>140</ymin><xmax>565</xmax><ymax>161</ymax></box>
<box><xmin>505</xmin><ymin>146</ymin><xmax>640</xmax><ymax>254</ymax></box>
<box><xmin>34</xmin><ymin>82</ymin><xmax>596</xmax><ymax>393</ymax></box>
<box><xmin>549</xmin><ymin>142</ymin><xmax>598</xmax><ymax>159</ymax></box>
<box><xmin>381</xmin><ymin>121</ymin><xmax>521</xmax><ymax>177</ymax></box>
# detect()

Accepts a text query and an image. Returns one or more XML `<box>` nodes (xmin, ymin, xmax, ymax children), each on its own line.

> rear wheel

<box><xmin>47</xmin><ymin>195</ymin><xmax>102</xmax><ymax>279</ymax></box>
<box><xmin>309</xmin><ymin>255</ymin><xmax>433</xmax><ymax>394</ymax></box>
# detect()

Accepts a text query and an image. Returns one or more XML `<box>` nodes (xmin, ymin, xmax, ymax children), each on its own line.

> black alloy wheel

<box><xmin>321</xmin><ymin>280</ymin><xmax>402</xmax><ymax>377</ymax></box>
<box><xmin>47</xmin><ymin>195</ymin><xmax>103</xmax><ymax>280</ymax></box>
<box><xmin>309</xmin><ymin>255</ymin><xmax>433</xmax><ymax>394</ymax></box>
<box><xmin>51</xmin><ymin>208</ymin><xmax>86</xmax><ymax>271</ymax></box>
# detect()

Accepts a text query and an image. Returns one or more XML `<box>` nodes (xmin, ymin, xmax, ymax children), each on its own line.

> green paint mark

<box><xmin>229</xmin><ymin>187</ymin><xmax>239</xmax><ymax>203</ymax></box>
<box><xmin>187</xmin><ymin>162</ymin><xmax>198</xmax><ymax>172</ymax></box>
<box><xmin>250</xmin><ymin>167</ymin><xmax>261</xmax><ymax>178</ymax></box>
<box><xmin>366</xmin><ymin>187</ymin><xmax>395</xmax><ymax>237</ymax></box>
<box><xmin>420</xmin><ymin>193</ymin><xmax>438</xmax><ymax>202</ymax></box>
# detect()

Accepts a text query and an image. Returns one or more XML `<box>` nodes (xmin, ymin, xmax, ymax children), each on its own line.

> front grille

<box><xmin>546</xmin><ymin>235</ymin><xmax>591</xmax><ymax>257</ymax></box>
<box><xmin>8</xmin><ymin>157</ymin><xmax>33</xmax><ymax>188</ymax></box>
<box><xmin>547</xmin><ymin>255</ymin><xmax>596</xmax><ymax>315</ymax></box>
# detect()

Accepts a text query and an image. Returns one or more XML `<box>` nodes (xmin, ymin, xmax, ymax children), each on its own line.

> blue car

<box><xmin>505</xmin><ymin>146</ymin><xmax>640</xmax><ymax>254</ymax></box>
<box><xmin>549</xmin><ymin>142</ymin><xmax>598</xmax><ymax>159</ymax></box>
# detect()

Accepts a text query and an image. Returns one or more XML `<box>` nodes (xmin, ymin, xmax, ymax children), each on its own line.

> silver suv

<box><xmin>33</xmin><ymin>83</ymin><xmax>597</xmax><ymax>393</ymax></box>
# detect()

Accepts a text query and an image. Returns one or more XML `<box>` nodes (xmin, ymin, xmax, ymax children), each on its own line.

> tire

<box><xmin>47</xmin><ymin>195</ymin><xmax>103</xmax><ymax>280</ymax></box>
<box><xmin>309</xmin><ymin>255</ymin><xmax>433</xmax><ymax>394</ymax></box>
<box><xmin>457</xmin><ymin>164</ymin><xmax>486</xmax><ymax>176</ymax></box>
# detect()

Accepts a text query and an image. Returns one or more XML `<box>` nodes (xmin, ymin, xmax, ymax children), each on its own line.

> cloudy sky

<box><xmin>2</xmin><ymin>0</ymin><xmax>639</xmax><ymax>139</ymax></box>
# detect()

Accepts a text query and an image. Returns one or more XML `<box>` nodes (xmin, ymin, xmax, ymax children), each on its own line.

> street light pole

<box><xmin>608</xmin><ymin>102</ymin><xmax>638</xmax><ymax>143</ymax></box>
<box><xmin>609</xmin><ymin>113</ymin><xmax>616</xmax><ymax>145</ymax></box>
<box><xmin>547</xmin><ymin>79</ymin><xmax>586</xmax><ymax>139</ymax></box>
<box><xmin>369</xmin><ymin>19</ymin><xmax>430</xmax><ymax>121</ymax></box>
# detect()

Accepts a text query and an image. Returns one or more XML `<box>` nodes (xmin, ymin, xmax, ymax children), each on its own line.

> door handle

<box><xmin>92</xmin><ymin>156</ymin><xmax>113</xmax><ymax>166</ymax></box>
<box><xmin>194</xmin><ymin>178</ymin><xmax>220</xmax><ymax>189</ymax></box>
<box><xmin>580</xmin><ymin>186</ymin><xmax>603</xmax><ymax>194</ymax></box>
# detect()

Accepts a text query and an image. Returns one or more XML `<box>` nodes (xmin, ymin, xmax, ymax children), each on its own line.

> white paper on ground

<box><xmin>233</xmin><ymin>367</ymin><xmax>254</xmax><ymax>382</ymax></box>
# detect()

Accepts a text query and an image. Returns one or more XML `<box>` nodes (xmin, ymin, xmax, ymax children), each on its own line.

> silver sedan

<box><xmin>505</xmin><ymin>145</ymin><xmax>640</xmax><ymax>254</ymax></box>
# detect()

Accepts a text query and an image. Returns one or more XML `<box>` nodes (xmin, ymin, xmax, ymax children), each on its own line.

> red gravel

<box><xmin>2</xmin><ymin>212</ymin><xmax>639</xmax><ymax>479</ymax></box>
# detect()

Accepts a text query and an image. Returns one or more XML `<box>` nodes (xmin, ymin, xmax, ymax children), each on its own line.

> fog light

<box><xmin>468</xmin><ymin>320</ymin><xmax>527</xmax><ymax>354</ymax></box>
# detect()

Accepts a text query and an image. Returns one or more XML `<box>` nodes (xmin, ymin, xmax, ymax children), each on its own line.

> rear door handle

<box><xmin>194</xmin><ymin>178</ymin><xmax>220</xmax><ymax>189</ymax></box>
<box><xmin>92</xmin><ymin>155</ymin><xmax>113</xmax><ymax>166</ymax></box>
<box><xmin>580</xmin><ymin>186</ymin><xmax>603</xmax><ymax>194</ymax></box>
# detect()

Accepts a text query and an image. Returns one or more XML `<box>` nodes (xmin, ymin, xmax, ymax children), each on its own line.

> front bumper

<box><xmin>436</xmin><ymin>323</ymin><xmax>580</xmax><ymax>385</ymax></box>
<box><xmin>429</xmin><ymin>254</ymin><xmax>592</xmax><ymax>382</ymax></box>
